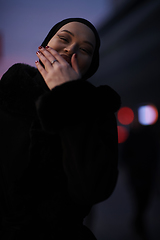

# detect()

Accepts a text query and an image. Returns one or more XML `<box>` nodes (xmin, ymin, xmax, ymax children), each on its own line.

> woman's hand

<box><xmin>35</xmin><ymin>46</ymin><xmax>81</xmax><ymax>90</ymax></box>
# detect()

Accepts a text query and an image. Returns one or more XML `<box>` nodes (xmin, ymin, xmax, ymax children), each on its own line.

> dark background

<box><xmin>86</xmin><ymin>1</ymin><xmax>160</xmax><ymax>239</ymax></box>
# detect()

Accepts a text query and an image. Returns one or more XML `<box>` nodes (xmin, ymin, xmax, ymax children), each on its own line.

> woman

<box><xmin>0</xmin><ymin>18</ymin><xmax>121</xmax><ymax>239</ymax></box>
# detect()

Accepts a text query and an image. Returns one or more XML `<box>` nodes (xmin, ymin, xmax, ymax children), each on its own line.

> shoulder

<box><xmin>96</xmin><ymin>85</ymin><xmax>121</xmax><ymax>113</ymax></box>
<box><xmin>0</xmin><ymin>63</ymin><xmax>43</xmax><ymax>116</ymax></box>
<box><xmin>76</xmin><ymin>80</ymin><xmax>121</xmax><ymax>113</ymax></box>
<box><xmin>81</xmin><ymin>81</ymin><xmax>121</xmax><ymax>113</ymax></box>
<box><xmin>0</xmin><ymin>63</ymin><xmax>37</xmax><ymax>88</ymax></box>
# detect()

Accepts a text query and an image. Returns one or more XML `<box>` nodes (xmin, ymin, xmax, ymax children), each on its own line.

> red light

<box><xmin>118</xmin><ymin>107</ymin><xmax>134</xmax><ymax>125</ymax></box>
<box><xmin>117</xmin><ymin>126</ymin><xmax>129</xmax><ymax>143</ymax></box>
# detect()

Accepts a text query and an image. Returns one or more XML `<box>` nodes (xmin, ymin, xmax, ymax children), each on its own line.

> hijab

<box><xmin>41</xmin><ymin>18</ymin><xmax>100</xmax><ymax>80</ymax></box>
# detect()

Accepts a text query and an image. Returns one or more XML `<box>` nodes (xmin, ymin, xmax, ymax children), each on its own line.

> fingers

<box><xmin>35</xmin><ymin>46</ymin><xmax>81</xmax><ymax>85</ymax></box>
<box><xmin>36</xmin><ymin>47</ymin><xmax>56</xmax><ymax>71</ymax></box>
<box><xmin>35</xmin><ymin>59</ymin><xmax>48</xmax><ymax>80</ymax></box>
<box><xmin>71</xmin><ymin>53</ymin><xmax>81</xmax><ymax>77</ymax></box>
<box><xmin>37</xmin><ymin>46</ymin><xmax>68</xmax><ymax>66</ymax></box>
<box><xmin>45</xmin><ymin>46</ymin><xmax>64</xmax><ymax>63</ymax></box>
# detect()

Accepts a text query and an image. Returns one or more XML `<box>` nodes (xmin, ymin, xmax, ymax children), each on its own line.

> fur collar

<box><xmin>0</xmin><ymin>63</ymin><xmax>49</xmax><ymax>117</ymax></box>
<box><xmin>0</xmin><ymin>63</ymin><xmax>121</xmax><ymax>117</ymax></box>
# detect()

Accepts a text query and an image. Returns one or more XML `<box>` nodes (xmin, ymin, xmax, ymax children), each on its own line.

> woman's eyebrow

<box><xmin>60</xmin><ymin>30</ymin><xmax>74</xmax><ymax>36</ymax></box>
<box><xmin>83</xmin><ymin>41</ymin><xmax>94</xmax><ymax>49</ymax></box>
<box><xmin>60</xmin><ymin>30</ymin><xmax>94</xmax><ymax>49</ymax></box>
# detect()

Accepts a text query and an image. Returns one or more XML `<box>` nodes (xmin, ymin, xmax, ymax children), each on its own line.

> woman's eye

<box><xmin>58</xmin><ymin>36</ymin><xmax>68</xmax><ymax>42</ymax></box>
<box><xmin>80</xmin><ymin>48</ymin><xmax>92</xmax><ymax>55</ymax></box>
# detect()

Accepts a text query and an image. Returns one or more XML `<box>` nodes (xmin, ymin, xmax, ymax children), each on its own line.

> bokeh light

<box><xmin>138</xmin><ymin>105</ymin><xmax>158</xmax><ymax>125</ymax></box>
<box><xmin>117</xmin><ymin>126</ymin><xmax>129</xmax><ymax>143</ymax></box>
<box><xmin>117</xmin><ymin>107</ymin><xmax>134</xmax><ymax>125</ymax></box>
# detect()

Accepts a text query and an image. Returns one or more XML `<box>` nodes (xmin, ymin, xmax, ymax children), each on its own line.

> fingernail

<box><xmin>45</xmin><ymin>46</ymin><xmax>49</xmax><ymax>49</ymax></box>
<box><xmin>75</xmin><ymin>53</ymin><xmax>77</xmax><ymax>58</ymax></box>
<box><xmin>36</xmin><ymin>51</ymin><xmax>40</xmax><ymax>54</ymax></box>
<box><xmin>35</xmin><ymin>60</ymin><xmax>39</xmax><ymax>64</ymax></box>
<box><xmin>38</xmin><ymin>46</ymin><xmax>43</xmax><ymax>49</ymax></box>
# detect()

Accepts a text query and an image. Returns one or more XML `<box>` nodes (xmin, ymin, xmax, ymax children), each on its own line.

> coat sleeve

<box><xmin>36</xmin><ymin>80</ymin><xmax>119</xmax><ymax>205</ymax></box>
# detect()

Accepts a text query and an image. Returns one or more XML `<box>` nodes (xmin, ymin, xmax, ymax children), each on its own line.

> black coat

<box><xmin>0</xmin><ymin>63</ymin><xmax>121</xmax><ymax>239</ymax></box>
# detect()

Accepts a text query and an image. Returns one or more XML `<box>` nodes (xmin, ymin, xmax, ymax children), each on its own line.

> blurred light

<box><xmin>117</xmin><ymin>126</ymin><xmax>129</xmax><ymax>144</ymax></box>
<box><xmin>117</xmin><ymin>107</ymin><xmax>134</xmax><ymax>125</ymax></box>
<box><xmin>138</xmin><ymin>105</ymin><xmax>158</xmax><ymax>125</ymax></box>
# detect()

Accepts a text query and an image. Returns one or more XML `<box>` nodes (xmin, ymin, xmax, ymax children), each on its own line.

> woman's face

<box><xmin>47</xmin><ymin>22</ymin><xmax>96</xmax><ymax>76</ymax></box>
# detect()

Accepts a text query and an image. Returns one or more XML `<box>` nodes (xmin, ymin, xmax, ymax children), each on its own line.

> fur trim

<box><xmin>36</xmin><ymin>80</ymin><xmax>121</xmax><ymax>133</ymax></box>
<box><xmin>0</xmin><ymin>63</ymin><xmax>48</xmax><ymax>117</ymax></box>
<box><xmin>0</xmin><ymin>63</ymin><xmax>121</xmax><ymax>128</ymax></box>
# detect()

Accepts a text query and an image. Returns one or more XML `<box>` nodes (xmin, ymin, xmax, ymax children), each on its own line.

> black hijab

<box><xmin>41</xmin><ymin>18</ymin><xmax>100</xmax><ymax>80</ymax></box>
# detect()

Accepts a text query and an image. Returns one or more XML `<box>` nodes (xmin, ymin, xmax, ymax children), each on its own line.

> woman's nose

<box><xmin>64</xmin><ymin>43</ymin><xmax>77</xmax><ymax>54</ymax></box>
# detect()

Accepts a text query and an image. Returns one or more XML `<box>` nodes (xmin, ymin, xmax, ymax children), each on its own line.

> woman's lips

<box><xmin>60</xmin><ymin>54</ymin><xmax>71</xmax><ymax>66</ymax></box>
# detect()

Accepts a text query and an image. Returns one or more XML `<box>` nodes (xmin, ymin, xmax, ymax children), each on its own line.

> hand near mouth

<box><xmin>60</xmin><ymin>54</ymin><xmax>80</xmax><ymax>77</ymax></box>
<box><xmin>60</xmin><ymin>54</ymin><xmax>72</xmax><ymax>66</ymax></box>
<box><xmin>35</xmin><ymin>46</ymin><xmax>81</xmax><ymax>90</ymax></box>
